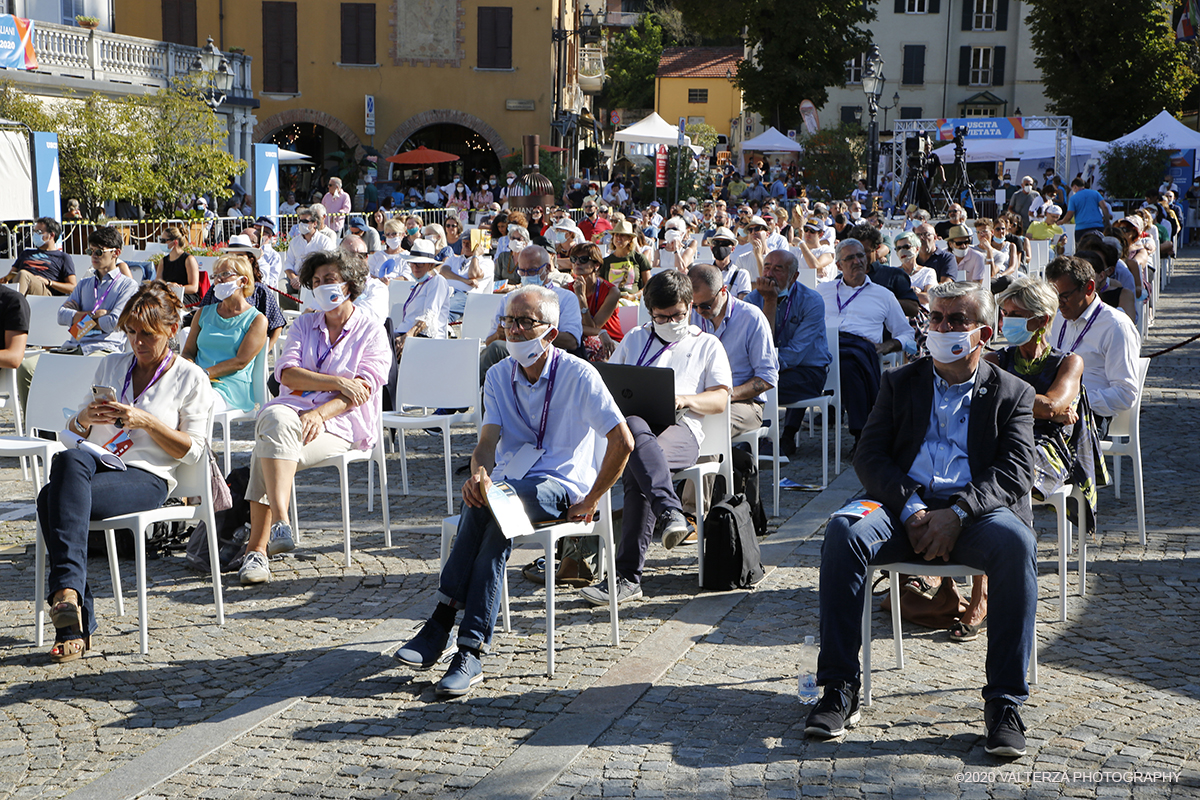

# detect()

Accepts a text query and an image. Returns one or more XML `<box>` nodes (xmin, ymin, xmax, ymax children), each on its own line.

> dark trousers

<box><xmin>838</xmin><ymin>332</ymin><xmax>883</xmax><ymax>434</ymax></box>
<box><xmin>615</xmin><ymin>416</ymin><xmax>699</xmax><ymax>584</ymax></box>
<box><xmin>778</xmin><ymin>363</ymin><xmax>829</xmax><ymax>429</ymax></box>
<box><xmin>817</xmin><ymin>504</ymin><xmax>1037</xmax><ymax>704</ymax></box>
<box><xmin>37</xmin><ymin>450</ymin><xmax>169</xmax><ymax>636</ymax></box>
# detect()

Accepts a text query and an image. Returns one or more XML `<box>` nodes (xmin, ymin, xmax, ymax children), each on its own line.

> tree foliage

<box><xmin>601</xmin><ymin>14</ymin><xmax>663</xmax><ymax>111</ymax></box>
<box><xmin>685</xmin><ymin>122</ymin><xmax>719</xmax><ymax>153</ymax></box>
<box><xmin>0</xmin><ymin>80</ymin><xmax>245</xmax><ymax>220</ymax></box>
<box><xmin>673</xmin><ymin>0</ymin><xmax>875</xmax><ymax>132</ymax></box>
<box><xmin>636</xmin><ymin>147</ymin><xmax>707</xmax><ymax>205</ymax></box>
<box><xmin>798</xmin><ymin>123</ymin><xmax>866</xmax><ymax>200</ymax></box>
<box><xmin>1098</xmin><ymin>137</ymin><xmax>1171</xmax><ymax>201</ymax></box>
<box><xmin>1026</xmin><ymin>0</ymin><xmax>1198</xmax><ymax>141</ymax></box>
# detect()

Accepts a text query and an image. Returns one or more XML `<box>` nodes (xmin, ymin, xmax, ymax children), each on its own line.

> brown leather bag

<box><xmin>879</xmin><ymin>575</ymin><xmax>967</xmax><ymax>629</ymax></box>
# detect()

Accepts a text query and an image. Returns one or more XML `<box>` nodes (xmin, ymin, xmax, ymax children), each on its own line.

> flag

<box><xmin>1177</xmin><ymin>0</ymin><xmax>1199</xmax><ymax>42</ymax></box>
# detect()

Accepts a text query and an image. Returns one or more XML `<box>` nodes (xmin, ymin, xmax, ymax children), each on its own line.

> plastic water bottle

<box><xmin>798</xmin><ymin>635</ymin><xmax>819</xmax><ymax>703</ymax></box>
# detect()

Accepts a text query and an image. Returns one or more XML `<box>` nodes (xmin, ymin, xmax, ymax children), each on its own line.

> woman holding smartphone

<box><xmin>37</xmin><ymin>281</ymin><xmax>214</xmax><ymax>662</ymax></box>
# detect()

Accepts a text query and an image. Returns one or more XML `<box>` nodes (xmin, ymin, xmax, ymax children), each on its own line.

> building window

<box><xmin>687</xmin><ymin>89</ymin><xmax>709</xmax><ymax>104</ymax></box>
<box><xmin>899</xmin><ymin>106</ymin><xmax>923</xmax><ymax>119</ymax></box>
<box><xmin>969</xmin><ymin>47</ymin><xmax>993</xmax><ymax>86</ymax></box>
<box><xmin>962</xmin><ymin>106</ymin><xmax>998</xmax><ymax>117</ymax></box>
<box><xmin>60</xmin><ymin>0</ymin><xmax>85</xmax><ymax>24</ymax></box>
<box><xmin>845</xmin><ymin>54</ymin><xmax>863</xmax><ymax>85</ymax></box>
<box><xmin>906</xmin><ymin>0</ymin><xmax>926</xmax><ymax>12</ymax></box>
<box><xmin>687</xmin><ymin>116</ymin><xmax>705</xmax><ymax>125</ymax></box>
<box><xmin>478</xmin><ymin>7</ymin><xmax>513</xmax><ymax>70</ymax></box>
<box><xmin>161</xmin><ymin>0</ymin><xmax>196</xmax><ymax>46</ymax></box>
<box><xmin>841</xmin><ymin>106</ymin><xmax>863</xmax><ymax>125</ymax></box>
<box><xmin>341</xmin><ymin>3</ymin><xmax>375</xmax><ymax>64</ymax></box>
<box><xmin>973</xmin><ymin>0</ymin><xmax>995</xmax><ymax>30</ymax></box>
<box><xmin>262</xmin><ymin>2</ymin><xmax>298</xmax><ymax>93</ymax></box>
<box><xmin>902</xmin><ymin>45</ymin><xmax>925</xmax><ymax>86</ymax></box>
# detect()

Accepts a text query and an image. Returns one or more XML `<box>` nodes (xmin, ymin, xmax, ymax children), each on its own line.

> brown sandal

<box><xmin>49</xmin><ymin>593</ymin><xmax>83</xmax><ymax>631</ymax></box>
<box><xmin>49</xmin><ymin>633</ymin><xmax>90</xmax><ymax>664</ymax></box>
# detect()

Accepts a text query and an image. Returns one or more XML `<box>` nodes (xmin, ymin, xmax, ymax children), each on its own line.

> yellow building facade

<box><xmin>654</xmin><ymin>47</ymin><xmax>742</xmax><ymax>147</ymax></box>
<box><xmin>113</xmin><ymin>0</ymin><xmax>591</xmax><ymax>190</ymax></box>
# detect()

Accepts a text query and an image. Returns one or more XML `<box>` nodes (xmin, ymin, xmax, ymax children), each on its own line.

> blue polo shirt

<box><xmin>690</xmin><ymin>295</ymin><xmax>778</xmax><ymax>402</ymax></box>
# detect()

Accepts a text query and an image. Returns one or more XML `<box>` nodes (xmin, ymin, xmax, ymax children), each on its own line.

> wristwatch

<box><xmin>950</xmin><ymin>501</ymin><xmax>970</xmax><ymax>526</ymax></box>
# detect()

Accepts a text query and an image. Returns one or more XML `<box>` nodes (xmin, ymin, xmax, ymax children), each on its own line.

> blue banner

<box><xmin>254</xmin><ymin>144</ymin><xmax>279</xmax><ymax>220</ymax></box>
<box><xmin>1166</xmin><ymin>149</ymin><xmax>1195</xmax><ymax>189</ymax></box>
<box><xmin>31</xmin><ymin>132</ymin><xmax>60</xmax><ymax>222</ymax></box>
<box><xmin>0</xmin><ymin>16</ymin><xmax>38</xmax><ymax>70</ymax></box>
<box><xmin>936</xmin><ymin>117</ymin><xmax>1027</xmax><ymax>140</ymax></box>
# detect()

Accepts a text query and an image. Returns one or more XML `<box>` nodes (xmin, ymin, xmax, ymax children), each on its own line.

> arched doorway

<box><xmin>255</xmin><ymin>110</ymin><xmax>364</xmax><ymax>207</ymax></box>
<box><xmin>382</xmin><ymin>111</ymin><xmax>509</xmax><ymax>197</ymax></box>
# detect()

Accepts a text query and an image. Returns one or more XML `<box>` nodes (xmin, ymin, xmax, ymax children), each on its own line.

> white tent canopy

<box><xmin>612</xmin><ymin>112</ymin><xmax>702</xmax><ymax>156</ymax></box>
<box><xmin>278</xmin><ymin>147</ymin><xmax>314</xmax><ymax>165</ymax></box>
<box><xmin>740</xmin><ymin>126</ymin><xmax>803</xmax><ymax>153</ymax></box>
<box><xmin>1107</xmin><ymin>109</ymin><xmax>1200</xmax><ymax>151</ymax></box>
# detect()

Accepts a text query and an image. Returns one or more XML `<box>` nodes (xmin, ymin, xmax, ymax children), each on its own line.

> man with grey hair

<box><xmin>395</xmin><ymin>285</ymin><xmax>633</xmax><ymax>698</ymax></box>
<box><xmin>746</xmin><ymin>249</ymin><xmax>830</xmax><ymax>455</ymax></box>
<box><xmin>808</xmin><ymin>280</ymin><xmax>1038</xmax><ymax>761</ymax></box>
<box><xmin>283</xmin><ymin>204</ymin><xmax>338</xmax><ymax>296</ymax></box>
<box><xmin>914</xmin><ymin>222</ymin><xmax>956</xmax><ymax>283</ymax></box>
<box><xmin>322</xmin><ymin>176</ymin><xmax>351</xmax><ymax>234</ymax></box>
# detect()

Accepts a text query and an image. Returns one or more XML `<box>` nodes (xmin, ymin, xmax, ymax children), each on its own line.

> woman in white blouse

<box><xmin>38</xmin><ymin>282</ymin><xmax>213</xmax><ymax>662</ymax></box>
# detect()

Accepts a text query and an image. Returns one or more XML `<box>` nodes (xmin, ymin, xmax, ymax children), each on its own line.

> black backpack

<box><xmin>701</xmin><ymin>493</ymin><xmax>765</xmax><ymax>591</ymax></box>
<box><xmin>713</xmin><ymin>447</ymin><xmax>767</xmax><ymax>537</ymax></box>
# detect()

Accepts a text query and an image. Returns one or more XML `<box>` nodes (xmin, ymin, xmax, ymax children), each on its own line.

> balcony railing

<box><xmin>579</xmin><ymin>45</ymin><xmax>604</xmax><ymax>94</ymax></box>
<box><xmin>604</xmin><ymin>11</ymin><xmax>642</xmax><ymax>27</ymax></box>
<box><xmin>28</xmin><ymin>21</ymin><xmax>252</xmax><ymax>99</ymax></box>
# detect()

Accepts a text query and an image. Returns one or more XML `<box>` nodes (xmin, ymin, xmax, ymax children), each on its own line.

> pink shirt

<box><xmin>267</xmin><ymin>306</ymin><xmax>390</xmax><ymax>450</ymax></box>
<box><xmin>322</xmin><ymin>191</ymin><xmax>352</xmax><ymax>232</ymax></box>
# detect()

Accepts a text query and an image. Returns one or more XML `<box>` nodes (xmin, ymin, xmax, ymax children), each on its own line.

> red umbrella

<box><xmin>385</xmin><ymin>146</ymin><xmax>460</xmax><ymax>165</ymax></box>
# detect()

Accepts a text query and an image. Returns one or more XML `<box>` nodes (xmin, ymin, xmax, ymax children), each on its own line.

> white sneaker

<box><xmin>239</xmin><ymin>551</ymin><xmax>271</xmax><ymax>585</ymax></box>
<box><xmin>267</xmin><ymin>522</ymin><xmax>295</xmax><ymax>555</ymax></box>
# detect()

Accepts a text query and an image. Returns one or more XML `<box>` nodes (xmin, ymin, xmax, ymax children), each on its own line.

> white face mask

<box><xmin>1021</xmin><ymin>185</ymin><xmax>1032</xmax><ymax>193</ymax></box>
<box><xmin>386</xmin><ymin>235</ymin><xmax>402</xmax><ymax>250</ymax></box>
<box><xmin>298</xmin><ymin>222</ymin><xmax>311</xmax><ymax>235</ymax></box>
<box><xmin>509</xmin><ymin>240</ymin><xmax>527</xmax><ymax>255</ymax></box>
<box><xmin>653</xmin><ymin>318</ymin><xmax>691</xmax><ymax>343</ymax></box>
<box><xmin>310</xmin><ymin>283</ymin><xmax>349</xmax><ymax>312</ymax></box>
<box><xmin>926</xmin><ymin>328</ymin><xmax>979</xmax><ymax>363</ymax></box>
<box><xmin>213</xmin><ymin>280</ymin><xmax>241</xmax><ymax>301</ymax></box>
<box><xmin>506</xmin><ymin>327</ymin><xmax>551</xmax><ymax>367</ymax></box>
<box><xmin>507</xmin><ymin>177</ymin><xmax>515</xmax><ymax>185</ymax></box>
<box><xmin>951</xmin><ymin>246</ymin><xmax>969</xmax><ymax>258</ymax></box>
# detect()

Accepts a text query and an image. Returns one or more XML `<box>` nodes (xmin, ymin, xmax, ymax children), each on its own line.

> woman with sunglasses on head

<box><xmin>567</xmin><ymin>242</ymin><xmax>621</xmax><ymax>361</ymax></box>
<box><xmin>182</xmin><ymin>254</ymin><xmax>267</xmax><ymax>415</ymax></box>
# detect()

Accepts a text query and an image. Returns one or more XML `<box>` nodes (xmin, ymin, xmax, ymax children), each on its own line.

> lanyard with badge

<box><xmin>102</xmin><ymin>352</ymin><xmax>172</xmax><ymax>457</ymax></box>
<box><xmin>69</xmin><ymin>275</ymin><xmax>118</xmax><ymax>340</ymax></box>
<box><xmin>1056</xmin><ymin>302</ymin><xmax>1101</xmax><ymax>352</ymax></box>
<box><xmin>503</xmin><ymin>348</ymin><xmax>560</xmax><ymax>479</ymax></box>
<box><xmin>301</xmin><ymin>327</ymin><xmax>349</xmax><ymax>397</ymax></box>
<box><xmin>636</xmin><ymin>331</ymin><xmax>676</xmax><ymax>366</ymax></box>
<box><xmin>834</xmin><ymin>278</ymin><xmax>867</xmax><ymax>314</ymax></box>
<box><xmin>773</xmin><ymin>285</ymin><xmax>797</xmax><ymax>345</ymax></box>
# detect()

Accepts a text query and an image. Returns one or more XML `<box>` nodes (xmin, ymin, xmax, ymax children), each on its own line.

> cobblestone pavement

<box><xmin>1</xmin><ymin>256</ymin><xmax>1198</xmax><ymax>799</ymax></box>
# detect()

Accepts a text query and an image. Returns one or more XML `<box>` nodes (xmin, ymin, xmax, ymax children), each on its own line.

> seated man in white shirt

<box><xmin>945</xmin><ymin>224</ymin><xmax>988</xmax><ymax>285</ymax></box>
<box><xmin>731</xmin><ymin>215</ymin><xmax>771</xmax><ymax>281</ymax></box>
<box><xmin>816</xmin><ymin>239</ymin><xmax>916</xmax><ymax>446</ymax></box>
<box><xmin>1045</xmin><ymin>255</ymin><xmax>1140</xmax><ymax>437</ymax></box>
<box><xmin>283</xmin><ymin>204</ymin><xmax>338</xmax><ymax>298</ymax></box>
<box><xmin>478</xmin><ymin>246</ymin><xmax>583</xmax><ymax>383</ymax></box>
<box><xmin>581</xmin><ymin>271</ymin><xmax>732</xmax><ymax>607</ymax></box>
<box><xmin>391</xmin><ymin>239</ymin><xmax>454</xmax><ymax>356</ymax></box>
<box><xmin>393</xmin><ymin>285</ymin><xmax>634</xmax><ymax>697</ymax></box>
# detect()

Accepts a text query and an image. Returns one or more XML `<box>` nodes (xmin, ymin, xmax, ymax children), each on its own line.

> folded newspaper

<box><xmin>485</xmin><ymin>480</ymin><xmax>534</xmax><ymax>540</ymax></box>
<box><xmin>59</xmin><ymin>430</ymin><xmax>127</xmax><ymax>471</ymax></box>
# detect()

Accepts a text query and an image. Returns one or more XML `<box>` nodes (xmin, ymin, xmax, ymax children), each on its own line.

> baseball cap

<box><xmin>254</xmin><ymin>216</ymin><xmax>276</xmax><ymax>234</ymax></box>
<box><xmin>1043</xmin><ymin>204</ymin><xmax>1062</xmax><ymax>217</ymax></box>
<box><xmin>347</xmin><ymin>215</ymin><xmax>367</xmax><ymax>230</ymax></box>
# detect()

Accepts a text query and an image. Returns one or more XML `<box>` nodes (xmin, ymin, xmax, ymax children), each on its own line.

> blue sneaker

<box><xmin>436</xmin><ymin>649</ymin><xmax>483</xmax><ymax>697</ymax></box>
<box><xmin>267</xmin><ymin>522</ymin><xmax>295</xmax><ymax>555</ymax></box>
<box><xmin>394</xmin><ymin>619</ymin><xmax>452</xmax><ymax>671</ymax></box>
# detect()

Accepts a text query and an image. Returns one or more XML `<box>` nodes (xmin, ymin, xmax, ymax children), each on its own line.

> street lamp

<box><xmin>862</xmin><ymin>44</ymin><xmax>885</xmax><ymax>193</ymax></box>
<box><xmin>190</xmin><ymin>37</ymin><xmax>235</xmax><ymax>110</ymax></box>
<box><xmin>550</xmin><ymin>5</ymin><xmax>600</xmax><ymax>167</ymax></box>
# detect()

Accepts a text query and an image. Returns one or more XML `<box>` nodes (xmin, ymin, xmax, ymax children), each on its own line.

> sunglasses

<box><xmin>87</xmin><ymin>247</ymin><xmax>115</xmax><ymax>257</ymax></box>
<box><xmin>570</xmin><ymin>255</ymin><xmax>596</xmax><ymax>266</ymax></box>
<box><xmin>692</xmin><ymin>290</ymin><xmax>724</xmax><ymax>312</ymax></box>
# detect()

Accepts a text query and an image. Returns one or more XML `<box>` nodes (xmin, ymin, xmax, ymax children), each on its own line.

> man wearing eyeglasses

<box><xmin>816</xmin><ymin>239</ymin><xmax>915</xmax><ymax>449</ymax></box>
<box><xmin>581</xmin><ymin>270</ymin><xmax>732</xmax><ymax>607</ymax></box>
<box><xmin>808</xmin><ymin>280</ymin><xmax>1037</xmax><ymax>760</ymax></box>
<box><xmin>283</xmin><ymin>204</ymin><xmax>337</xmax><ymax>297</ymax></box>
<box><xmin>395</xmin><ymin>285</ymin><xmax>634</xmax><ymax>697</ymax></box>
<box><xmin>913</xmin><ymin>223</ymin><xmax>957</xmax><ymax>284</ymax></box>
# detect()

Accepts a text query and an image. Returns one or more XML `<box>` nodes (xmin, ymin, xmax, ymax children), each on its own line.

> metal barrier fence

<box><xmin>3</xmin><ymin>219</ymin><xmax>189</xmax><ymax>258</ymax></box>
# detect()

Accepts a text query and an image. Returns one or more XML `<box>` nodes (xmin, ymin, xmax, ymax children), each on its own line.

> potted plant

<box><xmin>75</xmin><ymin>15</ymin><xmax>99</xmax><ymax>29</ymax></box>
<box><xmin>227</xmin><ymin>46</ymin><xmax>245</xmax><ymax>55</ymax></box>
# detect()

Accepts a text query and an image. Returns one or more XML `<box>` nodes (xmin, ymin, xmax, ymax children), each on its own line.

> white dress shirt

<box><xmin>283</xmin><ymin>229</ymin><xmax>337</xmax><ymax>278</ymax></box>
<box><xmin>816</xmin><ymin>277</ymin><xmax>914</xmax><ymax>349</ymax></box>
<box><xmin>1049</xmin><ymin>295</ymin><xmax>1140</xmax><ymax>418</ymax></box>
<box><xmin>395</xmin><ymin>273</ymin><xmax>454</xmax><ymax>338</ymax></box>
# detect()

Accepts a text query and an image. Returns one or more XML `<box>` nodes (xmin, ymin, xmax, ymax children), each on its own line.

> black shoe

<box><xmin>780</xmin><ymin>427</ymin><xmax>798</xmax><ymax>458</ymax></box>
<box><xmin>394</xmin><ymin>619</ymin><xmax>453</xmax><ymax>670</ymax></box>
<box><xmin>655</xmin><ymin>508</ymin><xmax>690</xmax><ymax>550</ymax></box>
<box><xmin>984</xmin><ymin>699</ymin><xmax>1027</xmax><ymax>758</ymax></box>
<box><xmin>804</xmin><ymin>680</ymin><xmax>860</xmax><ymax>738</ymax></box>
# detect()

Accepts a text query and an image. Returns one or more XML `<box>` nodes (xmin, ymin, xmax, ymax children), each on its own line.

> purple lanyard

<box><xmin>1056</xmin><ymin>303</ymin><xmax>1101</xmax><ymax>352</ymax></box>
<box><xmin>92</xmin><ymin>274</ymin><xmax>118</xmax><ymax>311</ymax></box>
<box><xmin>636</xmin><ymin>331</ymin><xmax>676</xmax><ymax>366</ymax></box>
<box><xmin>402</xmin><ymin>276</ymin><xmax>431</xmax><ymax>318</ymax></box>
<box><xmin>315</xmin><ymin>327</ymin><xmax>349</xmax><ymax>372</ymax></box>
<box><xmin>834</xmin><ymin>279</ymin><xmax>867</xmax><ymax>313</ymax></box>
<box><xmin>122</xmin><ymin>352</ymin><xmax>173</xmax><ymax>404</ymax></box>
<box><xmin>773</xmin><ymin>287</ymin><xmax>796</xmax><ymax>345</ymax></box>
<box><xmin>510</xmin><ymin>347</ymin><xmax>560</xmax><ymax>449</ymax></box>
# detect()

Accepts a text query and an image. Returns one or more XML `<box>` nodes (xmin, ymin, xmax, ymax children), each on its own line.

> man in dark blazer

<box><xmin>805</xmin><ymin>281</ymin><xmax>1038</xmax><ymax>759</ymax></box>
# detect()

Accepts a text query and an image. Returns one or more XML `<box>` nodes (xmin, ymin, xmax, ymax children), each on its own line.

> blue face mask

<box><xmin>1002</xmin><ymin>315</ymin><xmax>1035</xmax><ymax>346</ymax></box>
<box><xmin>520</xmin><ymin>273</ymin><xmax>543</xmax><ymax>286</ymax></box>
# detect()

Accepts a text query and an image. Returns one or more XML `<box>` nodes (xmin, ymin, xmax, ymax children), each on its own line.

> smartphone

<box><xmin>91</xmin><ymin>385</ymin><xmax>117</xmax><ymax>403</ymax></box>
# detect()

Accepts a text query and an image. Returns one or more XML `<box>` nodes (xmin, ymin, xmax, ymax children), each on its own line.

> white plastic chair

<box><xmin>0</xmin><ymin>367</ymin><xmax>23</xmax><ymax>441</ymax></box>
<box><xmin>460</xmin><ymin>293</ymin><xmax>505</xmax><ymax>343</ymax></box>
<box><xmin>617</xmin><ymin>305</ymin><xmax>641</xmax><ymax>337</ymax></box>
<box><xmin>438</xmin><ymin>437</ymin><xmax>620</xmax><ymax>677</ymax></box>
<box><xmin>380</xmin><ymin>337</ymin><xmax>482</xmax><ymax>514</ymax></box>
<box><xmin>731</xmin><ymin>385</ymin><xmax>779</xmax><ymax>518</ymax></box>
<box><xmin>778</xmin><ymin>321</ymin><xmax>841</xmax><ymax>489</ymax></box>
<box><xmin>862</xmin><ymin>561</ymin><xmax>1038</xmax><ymax>705</ymax></box>
<box><xmin>387</xmin><ymin>280</ymin><xmax>415</xmax><ymax>325</ymax></box>
<box><xmin>0</xmin><ymin>354</ymin><xmax>100</xmax><ymax>487</ymax></box>
<box><xmin>671</xmin><ymin>403</ymin><xmax>733</xmax><ymax>587</ymax></box>
<box><xmin>1061</xmin><ymin>224</ymin><xmax>1076</xmax><ymax>255</ymax></box>
<box><xmin>212</xmin><ymin>344</ymin><xmax>269</xmax><ymax>474</ymax></box>
<box><xmin>24</xmin><ymin>296</ymin><xmax>69</xmax><ymax>348</ymax></box>
<box><xmin>1029</xmin><ymin>239</ymin><xmax>1050</xmax><ymax>278</ymax></box>
<box><xmin>1032</xmin><ymin>484</ymin><xmax>1088</xmax><ymax>622</ymax></box>
<box><xmin>1100</xmin><ymin>357</ymin><xmax>1149</xmax><ymax>546</ymax></box>
<box><xmin>34</xmin><ymin>405</ymin><xmax>225</xmax><ymax>655</ymax></box>
<box><xmin>289</xmin><ymin>393</ymin><xmax>391</xmax><ymax>567</ymax></box>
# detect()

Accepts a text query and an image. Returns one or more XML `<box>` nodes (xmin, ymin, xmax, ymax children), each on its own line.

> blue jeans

<box><xmin>817</xmin><ymin>504</ymin><xmax>1037</xmax><ymax>704</ymax></box>
<box><xmin>438</xmin><ymin>476</ymin><xmax>569</xmax><ymax>653</ymax></box>
<box><xmin>37</xmin><ymin>450</ymin><xmax>169</xmax><ymax>636</ymax></box>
